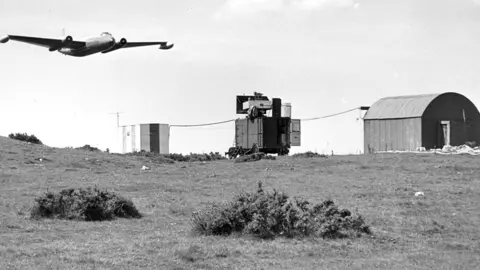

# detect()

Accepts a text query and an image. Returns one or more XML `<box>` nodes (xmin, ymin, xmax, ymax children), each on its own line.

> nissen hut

<box><xmin>363</xmin><ymin>92</ymin><xmax>480</xmax><ymax>153</ymax></box>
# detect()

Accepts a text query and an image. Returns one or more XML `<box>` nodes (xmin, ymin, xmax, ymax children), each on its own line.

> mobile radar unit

<box><xmin>225</xmin><ymin>92</ymin><xmax>301</xmax><ymax>159</ymax></box>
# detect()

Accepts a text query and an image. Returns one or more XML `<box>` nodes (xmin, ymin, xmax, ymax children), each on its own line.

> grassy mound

<box><xmin>191</xmin><ymin>182</ymin><xmax>371</xmax><ymax>239</ymax></box>
<box><xmin>8</xmin><ymin>132</ymin><xmax>43</xmax><ymax>145</ymax></box>
<box><xmin>292</xmin><ymin>151</ymin><xmax>327</xmax><ymax>158</ymax></box>
<box><xmin>30</xmin><ymin>187</ymin><xmax>141</xmax><ymax>221</ymax></box>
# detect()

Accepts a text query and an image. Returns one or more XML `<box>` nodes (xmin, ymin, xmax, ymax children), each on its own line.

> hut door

<box><xmin>290</xmin><ymin>119</ymin><xmax>301</xmax><ymax>146</ymax></box>
<box><xmin>149</xmin><ymin>124</ymin><xmax>160</xmax><ymax>153</ymax></box>
<box><xmin>441</xmin><ymin>121</ymin><xmax>450</xmax><ymax>146</ymax></box>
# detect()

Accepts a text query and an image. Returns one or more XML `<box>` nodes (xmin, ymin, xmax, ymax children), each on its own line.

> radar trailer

<box><xmin>226</xmin><ymin>92</ymin><xmax>301</xmax><ymax>159</ymax></box>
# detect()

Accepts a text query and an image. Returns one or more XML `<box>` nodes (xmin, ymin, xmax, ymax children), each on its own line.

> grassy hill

<box><xmin>1</xmin><ymin>135</ymin><xmax>479</xmax><ymax>269</ymax></box>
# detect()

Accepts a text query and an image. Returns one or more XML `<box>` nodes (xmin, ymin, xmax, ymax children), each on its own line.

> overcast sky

<box><xmin>1</xmin><ymin>0</ymin><xmax>480</xmax><ymax>155</ymax></box>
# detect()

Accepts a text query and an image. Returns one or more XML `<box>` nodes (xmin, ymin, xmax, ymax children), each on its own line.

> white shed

<box><xmin>121</xmin><ymin>123</ymin><xmax>169</xmax><ymax>154</ymax></box>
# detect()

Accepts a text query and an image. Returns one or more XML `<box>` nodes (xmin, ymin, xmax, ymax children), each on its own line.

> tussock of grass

<box><xmin>191</xmin><ymin>182</ymin><xmax>371</xmax><ymax>239</ymax></box>
<box><xmin>30</xmin><ymin>187</ymin><xmax>141</xmax><ymax>221</ymax></box>
<box><xmin>8</xmin><ymin>132</ymin><xmax>43</xmax><ymax>145</ymax></box>
<box><xmin>292</xmin><ymin>151</ymin><xmax>328</xmax><ymax>158</ymax></box>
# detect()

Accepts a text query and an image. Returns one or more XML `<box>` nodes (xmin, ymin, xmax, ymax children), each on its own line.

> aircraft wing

<box><xmin>101</xmin><ymin>40</ymin><xmax>174</xmax><ymax>54</ymax></box>
<box><xmin>123</xmin><ymin>42</ymin><xmax>174</xmax><ymax>50</ymax></box>
<box><xmin>1</xmin><ymin>35</ymin><xmax>85</xmax><ymax>50</ymax></box>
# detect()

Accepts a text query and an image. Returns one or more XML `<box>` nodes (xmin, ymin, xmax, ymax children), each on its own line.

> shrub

<box><xmin>128</xmin><ymin>150</ymin><xmax>227</xmax><ymax>162</ymax></box>
<box><xmin>8</xmin><ymin>132</ymin><xmax>43</xmax><ymax>145</ymax></box>
<box><xmin>30</xmin><ymin>187</ymin><xmax>141</xmax><ymax>221</ymax></box>
<box><xmin>292</xmin><ymin>151</ymin><xmax>327</xmax><ymax>158</ymax></box>
<box><xmin>165</xmin><ymin>152</ymin><xmax>227</xmax><ymax>162</ymax></box>
<box><xmin>191</xmin><ymin>182</ymin><xmax>371</xmax><ymax>239</ymax></box>
<box><xmin>76</xmin><ymin>144</ymin><xmax>101</xmax><ymax>152</ymax></box>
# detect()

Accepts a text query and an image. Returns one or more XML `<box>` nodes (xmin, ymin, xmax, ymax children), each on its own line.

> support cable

<box><xmin>169</xmin><ymin>107</ymin><xmax>362</xmax><ymax>127</ymax></box>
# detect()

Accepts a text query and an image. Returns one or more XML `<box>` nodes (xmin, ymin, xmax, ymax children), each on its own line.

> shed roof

<box><xmin>363</xmin><ymin>93</ymin><xmax>442</xmax><ymax>120</ymax></box>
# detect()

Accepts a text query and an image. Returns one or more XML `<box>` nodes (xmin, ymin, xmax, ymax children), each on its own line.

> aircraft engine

<box><xmin>49</xmin><ymin>35</ymin><xmax>73</xmax><ymax>51</ymax></box>
<box><xmin>63</xmin><ymin>36</ymin><xmax>73</xmax><ymax>43</ymax></box>
<box><xmin>119</xmin><ymin>38</ymin><xmax>127</xmax><ymax>47</ymax></box>
<box><xmin>0</xmin><ymin>35</ymin><xmax>9</xmax><ymax>43</ymax></box>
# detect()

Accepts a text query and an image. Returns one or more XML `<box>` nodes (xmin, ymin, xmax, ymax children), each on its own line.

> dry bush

<box><xmin>8</xmin><ymin>132</ymin><xmax>43</xmax><ymax>145</ymax></box>
<box><xmin>75</xmin><ymin>144</ymin><xmax>101</xmax><ymax>152</ymax></box>
<box><xmin>292</xmin><ymin>151</ymin><xmax>328</xmax><ymax>158</ymax></box>
<box><xmin>30</xmin><ymin>187</ymin><xmax>141</xmax><ymax>221</ymax></box>
<box><xmin>191</xmin><ymin>182</ymin><xmax>371</xmax><ymax>239</ymax></box>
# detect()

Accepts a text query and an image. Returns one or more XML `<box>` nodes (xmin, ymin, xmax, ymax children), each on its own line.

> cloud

<box><xmin>214</xmin><ymin>0</ymin><xmax>359</xmax><ymax>20</ymax></box>
<box><xmin>291</xmin><ymin>0</ymin><xmax>356</xmax><ymax>10</ymax></box>
<box><xmin>226</xmin><ymin>0</ymin><xmax>284</xmax><ymax>13</ymax></box>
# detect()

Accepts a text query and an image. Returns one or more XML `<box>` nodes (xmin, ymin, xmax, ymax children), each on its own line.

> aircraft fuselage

<box><xmin>59</xmin><ymin>35</ymin><xmax>115</xmax><ymax>57</ymax></box>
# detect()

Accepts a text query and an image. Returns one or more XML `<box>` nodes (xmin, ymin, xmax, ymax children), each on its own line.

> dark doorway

<box><xmin>149</xmin><ymin>124</ymin><xmax>160</xmax><ymax>153</ymax></box>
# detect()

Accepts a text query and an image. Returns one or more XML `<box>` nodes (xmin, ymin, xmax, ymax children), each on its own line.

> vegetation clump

<box><xmin>125</xmin><ymin>151</ymin><xmax>175</xmax><ymax>164</ymax></box>
<box><xmin>128</xmin><ymin>150</ymin><xmax>226</xmax><ymax>162</ymax></box>
<box><xmin>234</xmin><ymin>153</ymin><xmax>276</xmax><ymax>163</ymax></box>
<box><xmin>292</xmin><ymin>151</ymin><xmax>328</xmax><ymax>158</ymax></box>
<box><xmin>75</xmin><ymin>144</ymin><xmax>101</xmax><ymax>152</ymax></box>
<box><xmin>165</xmin><ymin>152</ymin><xmax>227</xmax><ymax>162</ymax></box>
<box><xmin>30</xmin><ymin>187</ymin><xmax>141</xmax><ymax>221</ymax></box>
<box><xmin>8</xmin><ymin>132</ymin><xmax>43</xmax><ymax>145</ymax></box>
<box><xmin>191</xmin><ymin>182</ymin><xmax>371</xmax><ymax>239</ymax></box>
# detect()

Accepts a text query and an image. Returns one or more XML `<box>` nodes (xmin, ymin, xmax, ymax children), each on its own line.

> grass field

<box><xmin>1</xmin><ymin>136</ymin><xmax>479</xmax><ymax>269</ymax></box>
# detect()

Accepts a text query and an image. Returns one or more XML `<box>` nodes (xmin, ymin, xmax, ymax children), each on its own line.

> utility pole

<box><xmin>108</xmin><ymin>111</ymin><xmax>126</xmax><ymax>153</ymax></box>
<box><xmin>109</xmin><ymin>111</ymin><xmax>126</xmax><ymax>127</ymax></box>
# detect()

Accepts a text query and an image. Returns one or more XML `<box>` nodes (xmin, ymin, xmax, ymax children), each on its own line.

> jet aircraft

<box><xmin>0</xmin><ymin>32</ymin><xmax>174</xmax><ymax>57</ymax></box>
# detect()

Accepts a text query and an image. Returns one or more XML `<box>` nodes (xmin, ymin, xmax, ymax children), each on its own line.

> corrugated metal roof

<box><xmin>363</xmin><ymin>93</ymin><xmax>442</xmax><ymax>120</ymax></box>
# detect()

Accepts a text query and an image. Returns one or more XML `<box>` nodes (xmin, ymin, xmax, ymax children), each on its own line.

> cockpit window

<box><xmin>101</xmin><ymin>32</ymin><xmax>112</xmax><ymax>36</ymax></box>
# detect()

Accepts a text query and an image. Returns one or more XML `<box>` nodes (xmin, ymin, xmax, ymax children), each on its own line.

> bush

<box><xmin>165</xmin><ymin>152</ymin><xmax>227</xmax><ymax>162</ymax></box>
<box><xmin>30</xmin><ymin>187</ymin><xmax>141</xmax><ymax>221</ymax></box>
<box><xmin>128</xmin><ymin>150</ymin><xmax>227</xmax><ymax>162</ymax></box>
<box><xmin>292</xmin><ymin>151</ymin><xmax>327</xmax><ymax>158</ymax></box>
<box><xmin>191</xmin><ymin>182</ymin><xmax>371</xmax><ymax>239</ymax></box>
<box><xmin>8</xmin><ymin>132</ymin><xmax>43</xmax><ymax>145</ymax></box>
<box><xmin>75</xmin><ymin>144</ymin><xmax>101</xmax><ymax>152</ymax></box>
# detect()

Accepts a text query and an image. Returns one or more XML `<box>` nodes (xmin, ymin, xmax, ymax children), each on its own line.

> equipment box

<box><xmin>234</xmin><ymin>117</ymin><xmax>300</xmax><ymax>154</ymax></box>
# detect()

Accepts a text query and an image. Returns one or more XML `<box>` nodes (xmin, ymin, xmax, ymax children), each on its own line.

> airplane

<box><xmin>0</xmin><ymin>32</ymin><xmax>174</xmax><ymax>57</ymax></box>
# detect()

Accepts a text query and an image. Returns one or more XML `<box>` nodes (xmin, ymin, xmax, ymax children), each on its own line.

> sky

<box><xmin>1</xmin><ymin>0</ymin><xmax>480</xmax><ymax>155</ymax></box>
